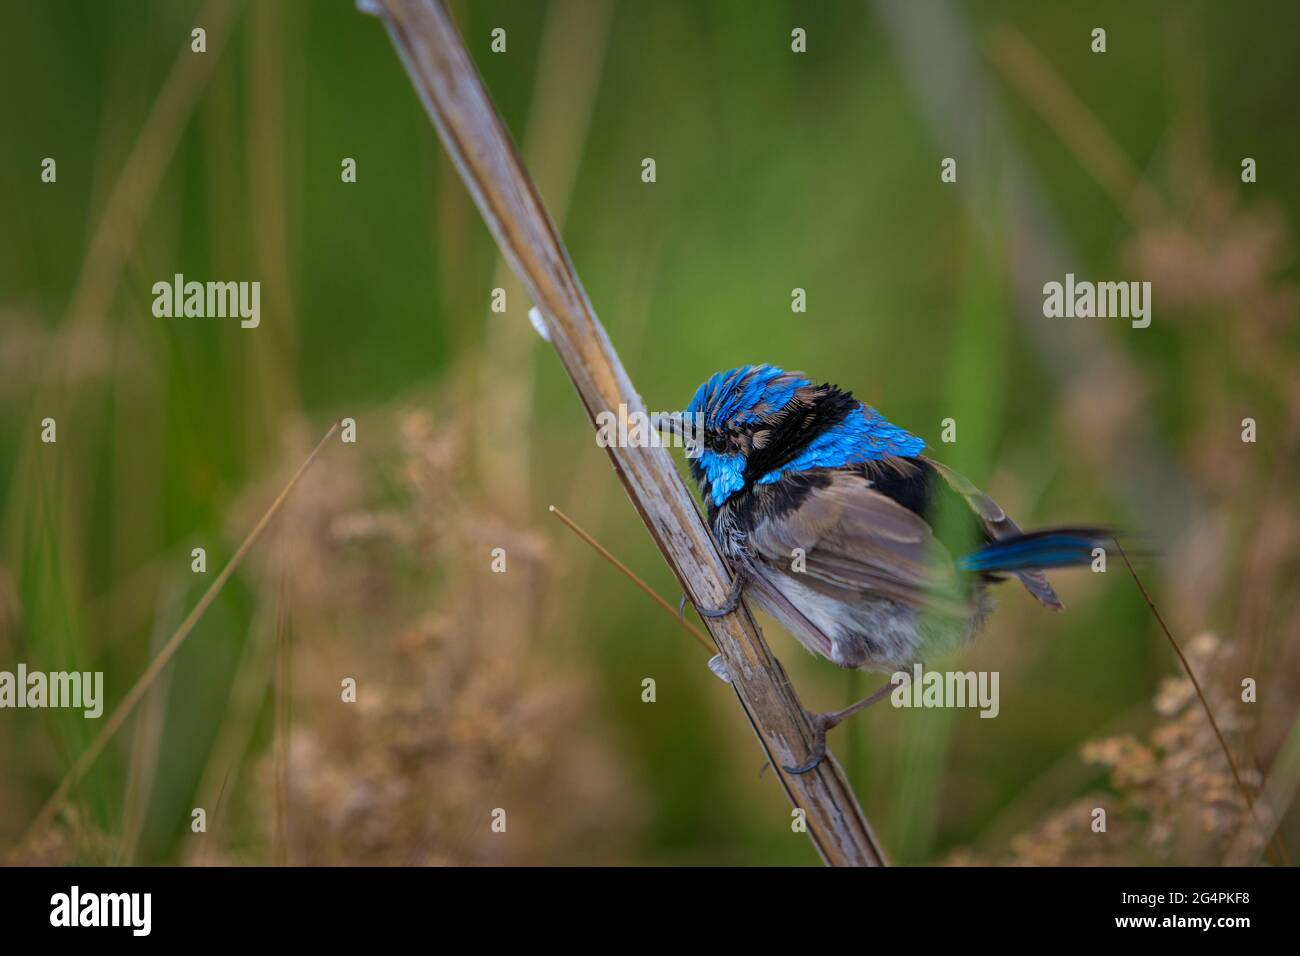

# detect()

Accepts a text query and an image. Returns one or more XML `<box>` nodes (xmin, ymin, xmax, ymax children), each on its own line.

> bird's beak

<box><xmin>652</xmin><ymin>411</ymin><xmax>704</xmax><ymax>459</ymax></box>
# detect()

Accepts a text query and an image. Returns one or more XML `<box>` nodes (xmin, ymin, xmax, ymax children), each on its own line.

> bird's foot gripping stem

<box><xmin>680</xmin><ymin>570</ymin><xmax>747</xmax><ymax>621</ymax></box>
<box><xmin>784</xmin><ymin>680</ymin><xmax>896</xmax><ymax>775</ymax></box>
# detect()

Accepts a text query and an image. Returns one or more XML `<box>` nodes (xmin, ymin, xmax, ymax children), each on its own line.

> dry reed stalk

<box><xmin>366</xmin><ymin>0</ymin><xmax>886</xmax><ymax>866</ymax></box>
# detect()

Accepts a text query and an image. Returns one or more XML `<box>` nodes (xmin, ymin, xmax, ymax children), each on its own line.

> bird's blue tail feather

<box><xmin>958</xmin><ymin>528</ymin><xmax>1114</xmax><ymax>573</ymax></box>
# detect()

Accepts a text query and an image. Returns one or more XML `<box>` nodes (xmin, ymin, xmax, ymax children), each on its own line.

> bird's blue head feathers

<box><xmin>679</xmin><ymin>364</ymin><xmax>926</xmax><ymax>508</ymax></box>
<box><xmin>686</xmin><ymin>365</ymin><xmax>809</xmax><ymax>432</ymax></box>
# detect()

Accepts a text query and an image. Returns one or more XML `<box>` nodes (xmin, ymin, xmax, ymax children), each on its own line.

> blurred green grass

<box><xmin>1</xmin><ymin>0</ymin><xmax>1297</xmax><ymax>865</ymax></box>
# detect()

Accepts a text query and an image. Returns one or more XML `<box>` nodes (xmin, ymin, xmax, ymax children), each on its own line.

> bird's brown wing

<box><xmin>747</xmin><ymin>470</ymin><xmax>974</xmax><ymax>617</ymax></box>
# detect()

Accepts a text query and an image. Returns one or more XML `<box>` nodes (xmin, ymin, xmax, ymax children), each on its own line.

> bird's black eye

<box><xmin>706</xmin><ymin>431</ymin><xmax>727</xmax><ymax>453</ymax></box>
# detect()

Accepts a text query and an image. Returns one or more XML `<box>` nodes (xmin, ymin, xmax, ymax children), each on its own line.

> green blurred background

<box><xmin>1</xmin><ymin>0</ymin><xmax>1297</xmax><ymax>865</ymax></box>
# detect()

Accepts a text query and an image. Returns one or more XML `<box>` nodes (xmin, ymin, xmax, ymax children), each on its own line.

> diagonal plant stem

<box><xmin>549</xmin><ymin>505</ymin><xmax>716</xmax><ymax>654</ymax></box>
<box><xmin>366</xmin><ymin>0</ymin><xmax>886</xmax><ymax>865</ymax></box>
<box><xmin>1112</xmin><ymin>537</ymin><xmax>1286</xmax><ymax>864</ymax></box>
<box><xmin>23</xmin><ymin>422</ymin><xmax>338</xmax><ymax>841</ymax></box>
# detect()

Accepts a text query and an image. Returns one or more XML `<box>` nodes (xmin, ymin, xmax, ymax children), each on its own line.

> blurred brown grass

<box><xmin>951</xmin><ymin>634</ymin><xmax>1268</xmax><ymax>865</ymax></box>
<box><xmin>224</xmin><ymin>403</ymin><xmax>638</xmax><ymax>865</ymax></box>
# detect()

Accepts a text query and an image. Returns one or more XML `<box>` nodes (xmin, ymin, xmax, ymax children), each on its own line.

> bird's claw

<box><xmin>690</xmin><ymin>572</ymin><xmax>746</xmax><ymax>618</ymax></box>
<box><xmin>697</xmin><ymin>602</ymin><xmax>739</xmax><ymax>619</ymax></box>
<box><xmin>782</xmin><ymin>682</ymin><xmax>894</xmax><ymax>775</ymax></box>
<box><xmin>784</xmin><ymin>713</ymin><xmax>831</xmax><ymax>775</ymax></box>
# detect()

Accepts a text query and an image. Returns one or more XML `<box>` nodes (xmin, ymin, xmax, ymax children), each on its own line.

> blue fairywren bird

<box><xmin>659</xmin><ymin>364</ymin><xmax>1112</xmax><ymax>773</ymax></box>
